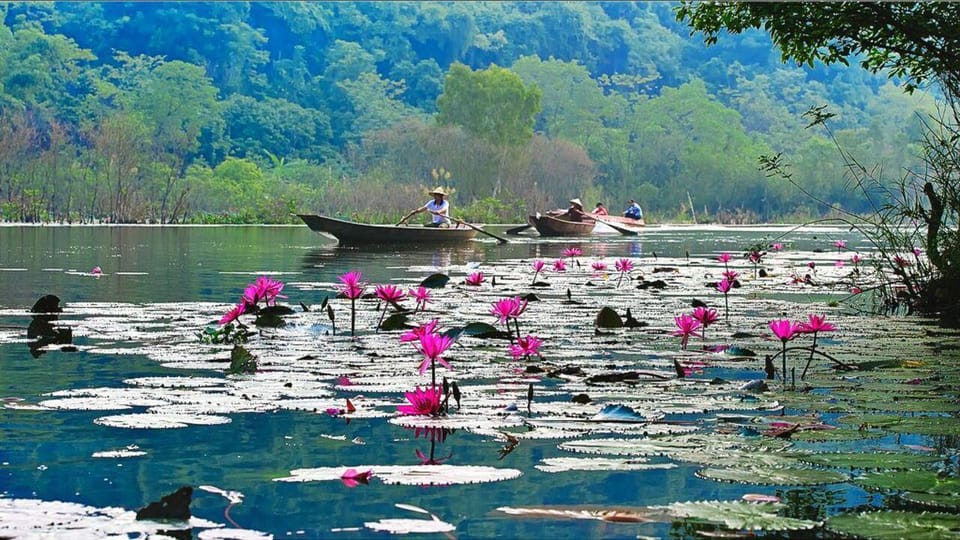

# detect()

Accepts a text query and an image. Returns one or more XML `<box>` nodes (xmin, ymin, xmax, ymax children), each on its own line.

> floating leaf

<box><xmin>495</xmin><ymin>505</ymin><xmax>662</xmax><ymax>523</ymax></box>
<box><xmin>378</xmin><ymin>313</ymin><xmax>409</xmax><ymax>331</ymax></box>
<box><xmin>899</xmin><ymin>492</ymin><xmax>960</xmax><ymax>512</ymax></box>
<box><xmin>419</xmin><ymin>273</ymin><xmax>450</xmax><ymax>288</ymax></box>
<box><xmin>445</xmin><ymin>322</ymin><xmax>509</xmax><ymax>340</ymax></box>
<box><xmin>791</xmin><ymin>452</ymin><xmax>942</xmax><ymax>470</ymax></box>
<box><xmin>658</xmin><ymin>500</ymin><xmax>821</xmax><ymax>531</ymax></box>
<box><xmin>696</xmin><ymin>467</ymin><xmax>848</xmax><ymax>486</ymax></box>
<box><xmin>836</xmin><ymin>414</ymin><xmax>906</xmax><ymax>428</ymax></box>
<box><xmin>882</xmin><ymin>416</ymin><xmax>960</xmax><ymax>436</ymax></box>
<box><xmin>364</xmin><ymin>518</ymin><xmax>455</xmax><ymax>534</ymax></box>
<box><xmin>229</xmin><ymin>345</ymin><xmax>257</xmax><ymax>374</ymax></box>
<box><xmin>855</xmin><ymin>470</ymin><xmax>960</xmax><ymax>495</ymax></box>
<box><xmin>595</xmin><ymin>307</ymin><xmax>623</xmax><ymax>328</ymax></box>
<box><xmin>275</xmin><ymin>464</ymin><xmax>522</xmax><ymax>486</ymax></box>
<box><xmin>790</xmin><ymin>428</ymin><xmax>884</xmax><ymax>442</ymax></box>
<box><xmin>535</xmin><ymin>457</ymin><xmax>677</xmax><ymax>473</ymax></box>
<box><xmin>94</xmin><ymin>413</ymin><xmax>232</xmax><ymax>429</ymax></box>
<box><xmin>825</xmin><ymin>510</ymin><xmax>960</xmax><ymax>539</ymax></box>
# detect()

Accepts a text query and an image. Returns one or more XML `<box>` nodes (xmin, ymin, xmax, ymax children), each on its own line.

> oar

<box><xmin>589</xmin><ymin>214</ymin><xmax>639</xmax><ymax>236</ymax></box>
<box><xmin>431</xmin><ymin>211</ymin><xmax>509</xmax><ymax>244</ymax></box>
<box><xmin>505</xmin><ymin>223</ymin><xmax>533</xmax><ymax>235</ymax></box>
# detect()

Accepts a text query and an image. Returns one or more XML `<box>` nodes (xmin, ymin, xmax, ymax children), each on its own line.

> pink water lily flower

<box><xmin>400</xmin><ymin>319</ymin><xmax>440</xmax><ymax>343</ymax></box>
<box><xmin>408</xmin><ymin>286</ymin><xmax>432</xmax><ymax>311</ymax></box>
<box><xmin>717</xmin><ymin>253</ymin><xmax>732</xmax><ymax>264</ymax></box>
<box><xmin>243</xmin><ymin>276</ymin><xmax>286</xmax><ymax>306</ymax></box>
<box><xmin>562</xmin><ymin>247</ymin><xmax>582</xmax><ymax>258</ymax></box>
<box><xmin>465</xmin><ymin>271</ymin><xmax>485</xmax><ymax>286</ymax></box>
<box><xmin>552</xmin><ymin>259</ymin><xmax>567</xmax><ymax>272</ymax></box>
<box><xmin>219</xmin><ymin>302</ymin><xmax>246</xmax><ymax>325</ymax></box>
<box><xmin>337</xmin><ymin>271</ymin><xmax>366</xmax><ymax>300</ymax></box>
<box><xmin>91</xmin><ymin>266</ymin><xmax>103</xmax><ymax>275</ymax></box>
<box><xmin>692</xmin><ymin>306</ymin><xmax>719</xmax><ymax>329</ymax></box>
<box><xmin>798</xmin><ymin>314</ymin><xmax>836</xmax><ymax>334</ymax></box>
<box><xmin>340</xmin><ymin>468</ymin><xmax>373</xmax><ymax>488</ymax></box>
<box><xmin>722</xmin><ymin>269</ymin><xmax>740</xmax><ymax>281</ymax></box>
<box><xmin>834</xmin><ymin>239</ymin><xmax>847</xmax><ymax>249</ymax></box>
<box><xmin>591</xmin><ymin>261</ymin><xmax>608</xmax><ymax>272</ymax></box>
<box><xmin>416</xmin><ymin>332</ymin><xmax>454</xmax><ymax>375</ymax></box>
<box><xmin>397</xmin><ymin>385</ymin><xmax>443</xmax><ymax>416</ymax></box>
<box><xmin>769</xmin><ymin>319</ymin><xmax>801</xmax><ymax>343</ymax></box>
<box><xmin>835</xmin><ymin>260</ymin><xmax>845</xmax><ymax>268</ymax></box>
<box><xmin>508</xmin><ymin>334</ymin><xmax>544</xmax><ymax>360</ymax></box>
<box><xmin>716</xmin><ymin>279</ymin><xmax>733</xmax><ymax>294</ymax></box>
<box><xmin>375</xmin><ymin>284</ymin><xmax>406</xmax><ymax>304</ymax></box>
<box><xmin>913</xmin><ymin>247</ymin><xmax>922</xmax><ymax>257</ymax></box>
<box><xmin>771</xmin><ymin>243</ymin><xmax>783</xmax><ymax>252</ymax></box>
<box><xmin>615</xmin><ymin>258</ymin><xmax>634</xmax><ymax>273</ymax></box>
<box><xmin>851</xmin><ymin>254</ymin><xmax>862</xmax><ymax>265</ymax></box>
<box><xmin>531</xmin><ymin>260</ymin><xmax>546</xmax><ymax>273</ymax></box>
<box><xmin>672</xmin><ymin>314</ymin><xmax>702</xmax><ymax>350</ymax></box>
<box><xmin>490</xmin><ymin>297</ymin><xmax>528</xmax><ymax>325</ymax></box>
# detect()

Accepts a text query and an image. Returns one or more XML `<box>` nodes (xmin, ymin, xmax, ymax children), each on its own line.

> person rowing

<box><xmin>548</xmin><ymin>198</ymin><xmax>587</xmax><ymax>222</ymax></box>
<box><xmin>397</xmin><ymin>187</ymin><xmax>451</xmax><ymax>227</ymax></box>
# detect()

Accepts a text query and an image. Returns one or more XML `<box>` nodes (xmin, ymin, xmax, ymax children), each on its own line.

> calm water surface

<box><xmin>0</xmin><ymin>225</ymin><xmax>911</xmax><ymax>538</ymax></box>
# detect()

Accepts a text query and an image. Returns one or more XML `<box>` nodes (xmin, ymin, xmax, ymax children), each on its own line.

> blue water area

<box><xmin>0</xmin><ymin>225</ymin><xmax>923</xmax><ymax>537</ymax></box>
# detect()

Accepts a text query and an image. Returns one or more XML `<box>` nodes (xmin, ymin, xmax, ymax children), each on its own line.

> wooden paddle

<box><xmin>587</xmin><ymin>214</ymin><xmax>640</xmax><ymax>236</ymax></box>
<box><xmin>505</xmin><ymin>223</ymin><xmax>533</xmax><ymax>235</ymax></box>
<box><xmin>430</xmin><ymin>211</ymin><xmax>510</xmax><ymax>244</ymax></box>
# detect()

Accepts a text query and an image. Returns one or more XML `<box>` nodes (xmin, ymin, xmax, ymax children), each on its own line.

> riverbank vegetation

<box><xmin>0</xmin><ymin>2</ymin><xmax>938</xmax><ymax>225</ymax></box>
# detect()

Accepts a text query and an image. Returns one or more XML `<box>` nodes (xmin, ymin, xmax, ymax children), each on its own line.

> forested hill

<box><xmin>0</xmin><ymin>2</ymin><xmax>936</xmax><ymax>224</ymax></box>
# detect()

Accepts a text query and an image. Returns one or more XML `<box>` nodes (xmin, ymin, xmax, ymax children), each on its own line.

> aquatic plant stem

<box><xmin>781</xmin><ymin>340</ymin><xmax>788</xmax><ymax>391</ymax></box>
<box><xmin>350</xmin><ymin>298</ymin><xmax>356</xmax><ymax>336</ymax></box>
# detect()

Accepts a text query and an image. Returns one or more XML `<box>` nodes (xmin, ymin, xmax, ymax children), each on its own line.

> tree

<box><xmin>436</xmin><ymin>62</ymin><xmax>541</xmax><ymax>148</ymax></box>
<box><xmin>678</xmin><ymin>2</ymin><xmax>960</xmax><ymax>323</ymax></box>
<box><xmin>676</xmin><ymin>2</ymin><xmax>960</xmax><ymax>95</ymax></box>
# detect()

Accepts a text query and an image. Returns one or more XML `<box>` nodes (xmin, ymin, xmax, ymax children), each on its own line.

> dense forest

<box><xmin>0</xmin><ymin>1</ymin><xmax>938</xmax><ymax>224</ymax></box>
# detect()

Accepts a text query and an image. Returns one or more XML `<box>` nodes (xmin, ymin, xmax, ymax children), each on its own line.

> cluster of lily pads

<box><xmin>4</xmin><ymin>233</ymin><xmax>958</xmax><ymax>538</ymax></box>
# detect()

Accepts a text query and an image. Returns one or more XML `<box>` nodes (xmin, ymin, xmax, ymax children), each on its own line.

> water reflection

<box><xmin>408</xmin><ymin>426</ymin><xmax>456</xmax><ymax>465</ymax></box>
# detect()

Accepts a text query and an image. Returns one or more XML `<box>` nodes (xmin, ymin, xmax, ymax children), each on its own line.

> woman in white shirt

<box><xmin>397</xmin><ymin>187</ymin><xmax>451</xmax><ymax>227</ymax></box>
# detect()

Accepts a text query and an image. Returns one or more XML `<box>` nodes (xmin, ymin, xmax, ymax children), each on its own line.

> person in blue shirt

<box><xmin>397</xmin><ymin>187</ymin><xmax>451</xmax><ymax>227</ymax></box>
<box><xmin>623</xmin><ymin>199</ymin><xmax>643</xmax><ymax>220</ymax></box>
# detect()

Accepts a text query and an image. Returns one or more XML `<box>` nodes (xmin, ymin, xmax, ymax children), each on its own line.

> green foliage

<box><xmin>826</xmin><ymin>511</ymin><xmax>960</xmax><ymax>540</ymax></box>
<box><xmin>436</xmin><ymin>63</ymin><xmax>542</xmax><ymax>147</ymax></box>
<box><xmin>229</xmin><ymin>344</ymin><xmax>258</xmax><ymax>374</ymax></box>
<box><xmin>198</xmin><ymin>323</ymin><xmax>253</xmax><ymax>345</ymax></box>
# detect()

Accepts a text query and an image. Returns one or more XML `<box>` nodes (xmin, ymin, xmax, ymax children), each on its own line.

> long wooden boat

<box><xmin>298</xmin><ymin>214</ymin><xmax>479</xmax><ymax>245</ymax></box>
<box><xmin>527</xmin><ymin>214</ymin><xmax>596</xmax><ymax>237</ymax></box>
<box><xmin>587</xmin><ymin>213</ymin><xmax>646</xmax><ymax>228</ymax></box>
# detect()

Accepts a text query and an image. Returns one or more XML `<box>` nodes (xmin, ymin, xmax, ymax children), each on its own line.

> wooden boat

<box><xmin>587</xmin><ymin>213</ymin><xmax>646</xmax><ymax>228</ymax></box>
<box><xmin>298</xmin><ymin>214</ymin><xmax>479</xmax><ymax>245</ymax></box>
<box><xmin>527</xmin><ymin>213</ymin><xmax>596</xmax><ymax>237</ymax></box>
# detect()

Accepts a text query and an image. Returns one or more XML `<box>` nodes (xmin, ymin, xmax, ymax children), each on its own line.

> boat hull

<box><xmin>298</xmin><ymin>214</ymin><xmax>479</xmax><ymax>245</ymax></box>
<box><xmin>527</xmin><ymin>214</ymin><xmax>596</xmax><ymax>237</ymax></box>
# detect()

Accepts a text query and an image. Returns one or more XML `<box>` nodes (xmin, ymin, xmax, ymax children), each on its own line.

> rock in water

<box><xmin>136</xmin><ymin>486</ymin><xmax>193</xmax><ymax>521</ymax></box>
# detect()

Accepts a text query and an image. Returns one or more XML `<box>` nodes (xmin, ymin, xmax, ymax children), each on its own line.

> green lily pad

<box><xmin>595</xmin><ymin>307</ymin><xmax>623</xmax><ymax>328</ymax></box>
<box><xmin>229</xmin><ymin>345</ymin><xmax>257</xmax><ymax>374</ymax></box>
<box><xmin>855</xmin><ymin>470</ymin><xmax>960</xmax><ymax>495</ymax></box>
<box><xmin>696</xmin><ymin>467</ymin><xmax>849</xmax><ymax>486</ymax></box>
<box><xmin>445</xmin><ymin>322</ymin><xmax>509</xmax><ymax>340</ymax></box>
<box><xmin>792</xmin><ymin>452</ymin><xmax>942</xmax><ymax>470</ymax></box>
<box><xmin>378</xmin><ymin>313</ymin><xmax>409</xmax><ymax>331</ymax></box>
<box><xmin>419</xmin><ymin>273</ymin><xmax>450</xmax><ymax>288</ymax></box>
<box><xmin>660</xmin><ymin>500</ymin><xmax>821</xmax><ymax>531</ymax></box>
<box><xmin>790</xmin><ymin>427</ymin><xmax>885</xmax><ymax>442</ymax></box>
<box><xmin>825</xmin><ymin>510</ymin><xmax>960</xmax><ymax>539</ymax></box>
<box><xmin>836</xmin><ymin>414</ymin><xmax>906</xmax><ymax>428</ymax></box>
<box><xmin>882</xmin><ymin>416</ymin><xmax>960</xmax><ymax>436</ymax></box>
<box><xmin>900</xmin><ymin>492</ymin><xmax>960</xmax><ymax>511</ymax></box>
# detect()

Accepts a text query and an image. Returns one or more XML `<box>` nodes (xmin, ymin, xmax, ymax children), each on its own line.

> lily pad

<box><xmin>446</xmin><ymin>322</ymin><xmax>510</xmax><ymax>340</ymax></box>
<box><xmin>855</xmin><ymin>470</ymin><xmax>960</xmax><ymax>495</ymax></box>
<box><xmin>535</xmin><ymin>457</ymin><xmax>678</xmax><ymax>473</ymax></box>
<box><xmin>790</xmin><ymin>427</ymin><xmax>885</xmax><ymax>442</ymax></box>
<box><xmin>658</xmin><ymin>500</ymin><xmax>821</xmax><ymax>531</ymax></box>
<box><xmin>378</xmin><ymin>313</ymin><xmax>409</xmax><ymax>331</ymax></box>
<box><xmin>696</xmin><ymin>467</ymin><xmax>849</xmax><ymax>486</ymax></box>
<box><xmin>792</xmin><ymin>452</ymin><xmax>943</xmax><ymax>470</ymax></box>
<box><xmin>419</xmin><ymin>273</ymin><xmax>450</xmax><ymax>288</ymax></box>
<box><xmin>825</xmin><ymin>510</ymin><xmax>960</xmax><ymax>539</ymax></box>
<box><xmin>899</xmin><ymin>492</ymin><xmax>960</xmax><ymax>511</ymax></box>
<box><xmin>882</xmin><ymin>416</ymin><xmax>960</xmax><ymax>436</ymax></box>
<box><xmin>595</xmin><ymin>307</ymin><xmax>623</xmax><ymax>328</ymax></box>
<box><xmin>495</xmin><ymin>505</ymin><xmax>662</xmax><ymax>523</ymax></box>
<box><xmin>275</xmin><ymin>464</ymin><xmax>522</xmax><ymax>486</ymax></box>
